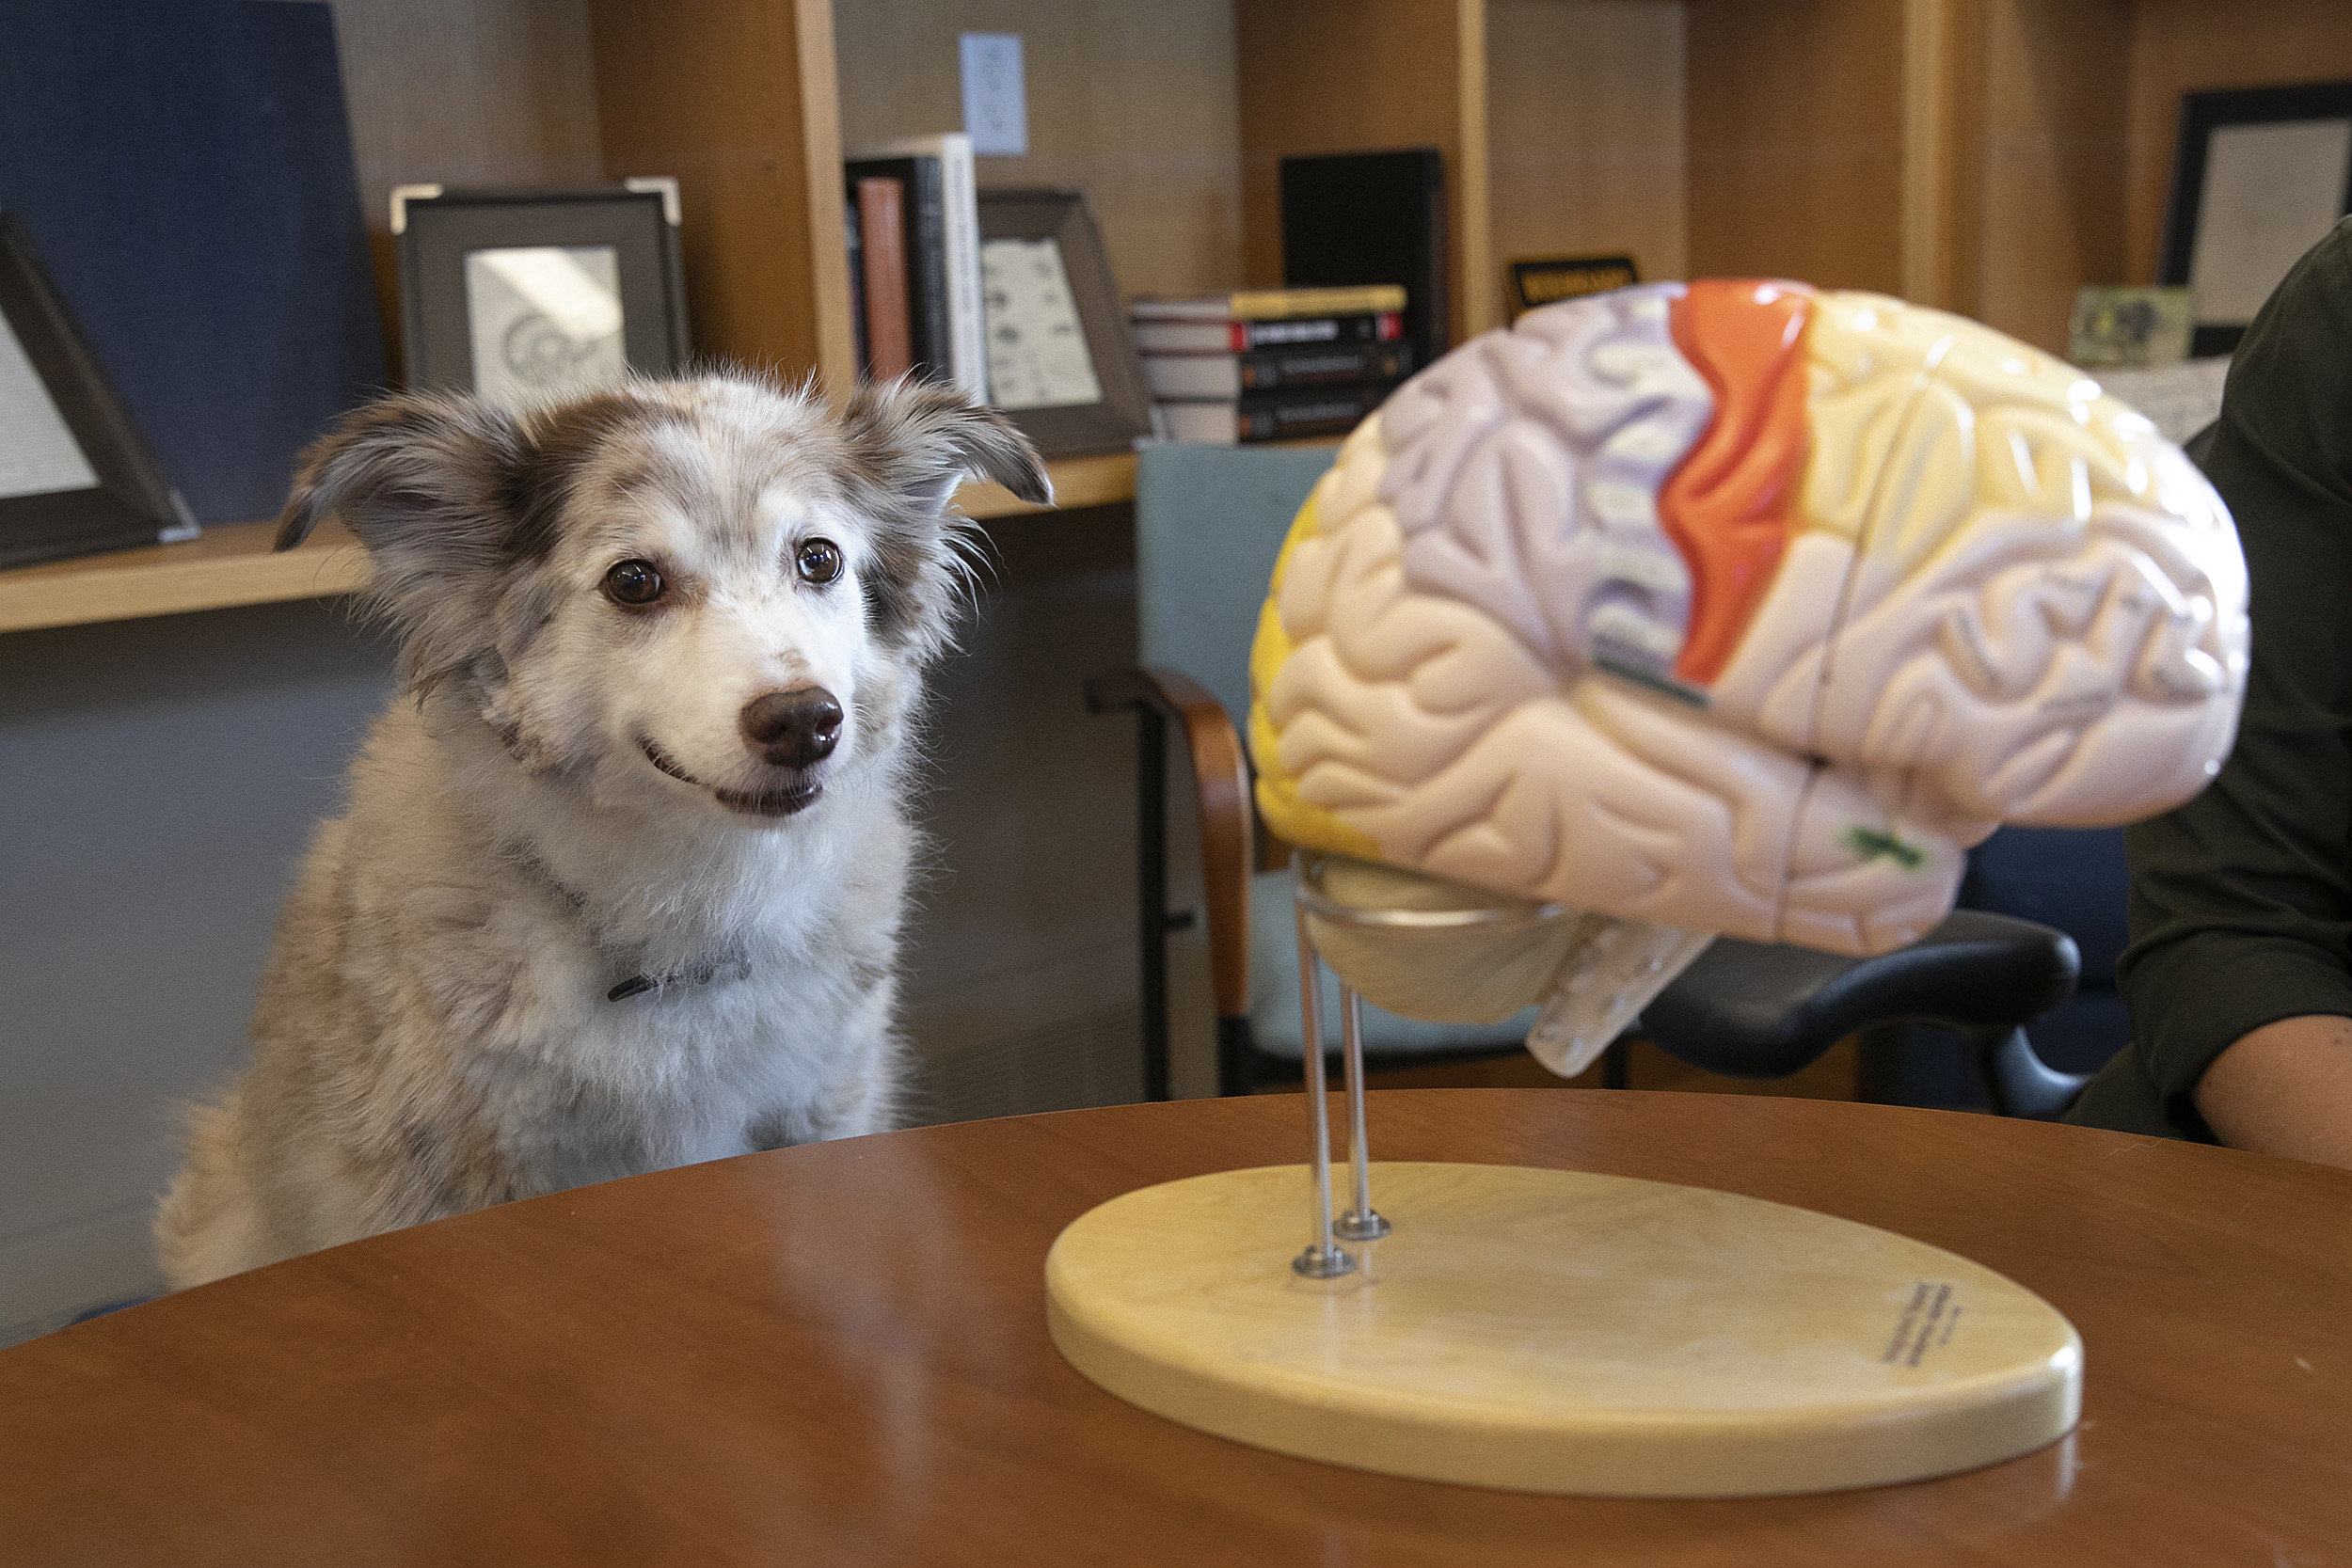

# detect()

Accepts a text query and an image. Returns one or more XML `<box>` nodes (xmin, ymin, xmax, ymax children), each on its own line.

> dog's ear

<box><xmin>834</xmin><ymin>380</ymin><xmax>1044</xmax><ymax>662</ymax></box>
<box><xmin>275</xmin><ymin>391</ymin><xmax>535</xmax><ymax>689</ymax></box>
<box><xmin>840</xmin><ymin>378</ymin><xmax>1053</xmax><ymax>512</ymax></box>
<box><xmin>275</xmin><ymin>391</ymin><xmax>526</xmax><ymax>557</ymax></box>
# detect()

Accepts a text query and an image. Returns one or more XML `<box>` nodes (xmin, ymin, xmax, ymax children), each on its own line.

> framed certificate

<box><xmin>2160</xmin><ymin>81</ymin><xmax>2352</xmax><ymax>356</ymax></box>
<box><xmin>391</xmin><ymin>182</ymin><xmax>690</xmax><ymax>410</ymax></box>
<box><xmin>0</xmin><ymin>214</ymin><xmax>193</xmax><ymax>569</ymax></box>
<box><xmin>976</xmin><ymin>189</ymin><xmax>1151</xmax><ymax>458</ymax></box>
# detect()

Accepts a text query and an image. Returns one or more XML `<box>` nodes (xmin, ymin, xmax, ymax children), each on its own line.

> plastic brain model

<box><xmin>1249</xmin><ymin>280</ymin><xmax>2248</xmax><ymax>959</ymax></box>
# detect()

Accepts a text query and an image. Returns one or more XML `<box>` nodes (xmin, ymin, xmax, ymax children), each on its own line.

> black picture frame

<box><xmin>0</xmin><ymin>213</ymin><xmax>193</xmax><ymax>570</ymax></box>
<box><xmin>392</xmin><ymin>181</ymin><xmax>690</xmax><ymax>404</ymax></box>
<box><xmin>975</xmin><ymin>188</ymin><xmax>1151</xmax><ymax>458</ymax></box>
<box><xmin>2159</xmin><ymin>80</ymin><xmax>2352</xmax><ymax>356</ymax></box>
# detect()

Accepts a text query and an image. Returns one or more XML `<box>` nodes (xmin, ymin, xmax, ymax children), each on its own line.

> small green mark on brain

<box><xmin>1844</xmin><ymin>825</ymin><xmax>1926</xmax><ymax>871</ymax></box>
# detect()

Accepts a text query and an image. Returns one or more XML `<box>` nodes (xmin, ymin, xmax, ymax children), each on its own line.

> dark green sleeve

<box><xmin>2070</xmin><ymin>218</ymin><xmax>2352</xmax><ymax>1140</ymax></box>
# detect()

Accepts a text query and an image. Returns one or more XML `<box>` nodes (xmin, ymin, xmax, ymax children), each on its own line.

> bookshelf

<box><xmin>614</xmin><ymin>0</ymin><xmax>2352</xmax><ymax>378</ymax></box>
<box><xmin>10</xmin><ymin>0</ymin><xmax>2352</xmax><ymax>632</ymax></box>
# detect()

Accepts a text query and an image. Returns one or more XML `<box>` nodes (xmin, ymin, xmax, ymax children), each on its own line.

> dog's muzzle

<box><xmin>639</xmin><ymin>731</ymin><xmax>825</xmax><ymax>819</ymax></box>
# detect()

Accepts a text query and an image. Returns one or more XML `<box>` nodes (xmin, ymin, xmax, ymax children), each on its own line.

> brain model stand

<box><xmin>1045</xmin><ymin>281</ymin><xmax>2248</xmax><ymax>1497</ymax></box>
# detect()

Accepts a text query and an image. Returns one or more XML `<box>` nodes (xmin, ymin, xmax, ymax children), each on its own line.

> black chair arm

<box><xmin>1976</xmin><ymin>1025</ymin><xmax>2094</xmax><ymax>1120</ymax></box>
<box><xmin>1641</xmin><ymin>910</ymin><xmax>2083</xmax><ymax>1088</ymax></box>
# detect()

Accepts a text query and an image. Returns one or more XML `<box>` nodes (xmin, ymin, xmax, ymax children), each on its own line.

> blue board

<box><xmin>0</xmin><ymin>1</ymin><xmax>384</xmax><ymax>525</ymax></box>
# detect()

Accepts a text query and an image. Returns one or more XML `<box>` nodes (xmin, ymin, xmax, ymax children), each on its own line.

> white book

<box><xmin>1157</xmin><ymin>402</ymin><xmax>1240</xmax><ymax>445</ymax></box>
<box><xmin>1153</xmin><ymin>385</ymin><xmax>1384</xmax><ymax>445</ymax></box>
<box><xmin>1145</xmin><ymin>356</ymin><xmax>1245</xmax><ymax>401</ymax></box>
<box><xmin>855</xmin><ymin>134</ymin><xmax>986</xmax><ymax>404</ymax></box>
<box><xmin>1140</xmin><ymin>340</ymin><xmax>1415</xmax><ymax>401</ymax></box>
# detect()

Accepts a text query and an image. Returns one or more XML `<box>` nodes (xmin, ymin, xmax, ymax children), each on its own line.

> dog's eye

<box><xmin>603</xmin><ymin>560</ymin><xmax>665</xmax><ymax>606</ymax></box>
<box><xmin>796</xmin><ymin>538</ymin><xmax>845</xmax><ymax>586</ymax></box>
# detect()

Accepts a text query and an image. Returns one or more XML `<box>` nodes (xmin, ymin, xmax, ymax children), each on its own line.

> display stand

<box><xmin>1044</xmin><ymin>868</ymin><xmax>2083</xmax><ymax>1497</ymax></box>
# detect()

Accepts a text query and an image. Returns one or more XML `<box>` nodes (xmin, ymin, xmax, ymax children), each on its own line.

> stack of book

<box><xmin>843</xmin><ymin>133</ymin><xmax>987</xmax><ymax>403</ymax></box>
<box><xmin>1133</xmin><ymin>284</ymin><xmax>1412</xmax><ymax>445</ymax></box>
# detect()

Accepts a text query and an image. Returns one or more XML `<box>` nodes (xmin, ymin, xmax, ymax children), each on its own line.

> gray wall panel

<box><xmin>0</xmin><ymin>600</ymin><xmax>396</xmax><ymax>1340</ymax></box>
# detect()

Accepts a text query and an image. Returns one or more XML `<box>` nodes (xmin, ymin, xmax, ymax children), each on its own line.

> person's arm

<box><xmin>2090</xmin><ymin>219</ymin><xmax>2352</xmax><ymax>1150</ymax></box>
<box><xmin>2193</xmin><ymin>1015</ymin><xmax>2352</xmax><ymax>1167</ymax></box>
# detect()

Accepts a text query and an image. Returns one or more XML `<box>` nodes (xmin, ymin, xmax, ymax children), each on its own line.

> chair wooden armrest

<box><xmin>1086</xmin><ymin>667</ymin><xmax>1255</xmax><ymax>1098</ymax></box>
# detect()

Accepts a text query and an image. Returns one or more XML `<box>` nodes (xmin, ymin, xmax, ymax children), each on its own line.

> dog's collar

<box><xmin>606</xmin><ymin>956</ymin><xmax>752</xmax><ymax>1004</ymax></box>
<box><xmin>500</xmin><ymin>840</ymin><xmax>751</xmax><ymax>1006</ymax></box>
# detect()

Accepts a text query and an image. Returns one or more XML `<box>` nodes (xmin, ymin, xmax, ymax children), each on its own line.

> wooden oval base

<box><xmin>1045</xmin><ymin>1163</ymin><xmax>2080</xmax><ymax>1497</ymax></box>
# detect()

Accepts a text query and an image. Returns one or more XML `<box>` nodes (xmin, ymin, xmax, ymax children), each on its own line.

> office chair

<box><xmin>1836</xmin><ymin>826</ymin><xmax>2122</xmax><ymax>1112</ymax></box>
<box><xmin>1089</xmin><ymin>445</ymin><xmax>1534</xmax><ymax>1099</ymax></box>
<box><xmin>1090</xmin><ymin>444</ymin><xmax>2093</xmax><ymax>1112</ymax></box>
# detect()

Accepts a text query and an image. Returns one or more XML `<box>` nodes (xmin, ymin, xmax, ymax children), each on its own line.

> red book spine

<box><xmin>856</xmin><ymin>177</ymin><xmax>912</xmax><ymax>379</ymax></box>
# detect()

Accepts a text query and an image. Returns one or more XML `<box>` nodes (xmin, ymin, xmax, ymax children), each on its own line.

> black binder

<box><xmin>0</xmin><ymin>1</ymin><xmax>384</xmax><ymax>528</ymax></box>
<box><xmin>1279</xmin><ymin>148</ymin><xmax>1450</xmax><ymax>372</ymax></box>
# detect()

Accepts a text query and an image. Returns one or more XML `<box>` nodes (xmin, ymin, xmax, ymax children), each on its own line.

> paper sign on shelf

<box><xmin>960</xmin><ymin>33</ymin><xmax>1027</xmax><ymax>157</ymax></box>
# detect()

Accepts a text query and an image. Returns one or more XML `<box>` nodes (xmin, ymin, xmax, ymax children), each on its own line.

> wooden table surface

<box><xmin>3</xmin><ymin>1090</ymin><xmax>2346</xmax><ymax>1566</ymax></box>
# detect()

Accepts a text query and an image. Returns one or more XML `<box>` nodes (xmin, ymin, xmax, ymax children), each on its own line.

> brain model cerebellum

<box><xmin>1249</xmin><ymin>280</ymin><xmax>2248</xmax><ymax>973</ymax></box>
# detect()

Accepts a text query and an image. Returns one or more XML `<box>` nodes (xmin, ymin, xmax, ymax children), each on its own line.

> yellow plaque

<box><xmin>1046</xmin><ymin>1163</ymin><xmax>2080</xmax><ymax>1497</ymax></box>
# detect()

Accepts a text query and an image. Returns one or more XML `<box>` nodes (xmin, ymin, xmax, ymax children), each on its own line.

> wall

<box><xmin>0</xmin><ymin>603</ymin><xmax>397</xmax><ymax>1343</ymax></box>
<box><xmin>890</xmin><ymin>506</ymin><xmax>1146</xmax><ymax>1126</ymax></box>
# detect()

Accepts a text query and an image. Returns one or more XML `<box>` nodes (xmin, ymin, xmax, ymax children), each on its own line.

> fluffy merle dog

<box><xmin>156</xmin><ymin>373</ymin><xmax>1047</xmax><ymax>1288</ymax></box>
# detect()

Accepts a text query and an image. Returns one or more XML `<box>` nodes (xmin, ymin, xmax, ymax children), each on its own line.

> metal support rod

<box><xmin>1333</xmin><ymin>984</ymin><xmax>1390</xmax><ymax>1241</ymax></box>
<box><xmin>1291</xmin><ymin>899</ymin><xmax>1353</xmax><ymax>1278</ymax></box>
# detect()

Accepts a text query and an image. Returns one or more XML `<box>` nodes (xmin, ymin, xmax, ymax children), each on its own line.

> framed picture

<box><xmin>0</xmin><ymin>213</ymin><xmax>195</xmax><ymax>569</ymax></box>
<box><xmin>976</xmin><ymin>188</ymin><xmax>1152</xmax><ymax>458</ymax></box>
<box><xmin>2160</xmin><ymin>81</ymin><xmax>2352</xmax><ymax>356</ymax></box>
<box><xmin>392</xmin><ymin>181</ymin><xmax>690</xmax><ymax>409</ymax></box>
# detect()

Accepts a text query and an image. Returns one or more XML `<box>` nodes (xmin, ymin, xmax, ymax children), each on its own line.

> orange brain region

<box><xmin>1248</xmin><ymin>281</ymin><xmax>2248</xmax><ymax>957</ymax></box>
<box><xmin>1660</xmin><ymin>279</ymin><xmax>1813</xmax><ymax>687</ymax></box>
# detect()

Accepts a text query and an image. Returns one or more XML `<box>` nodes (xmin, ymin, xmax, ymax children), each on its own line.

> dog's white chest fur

<box><xmin>159</xmin><ymin>700</ymin><xmax>911</xmax><ymax>1288</ymax></box>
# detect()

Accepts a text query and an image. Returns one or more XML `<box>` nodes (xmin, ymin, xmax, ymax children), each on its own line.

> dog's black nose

<box><xmin>740</xmin><ymin>688</ymin><xmax>843</xmax><ymax>768</ymax></box>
